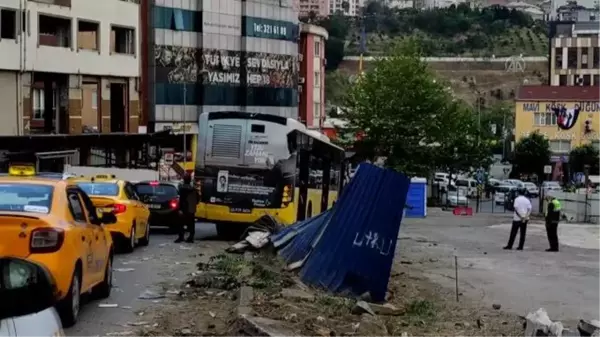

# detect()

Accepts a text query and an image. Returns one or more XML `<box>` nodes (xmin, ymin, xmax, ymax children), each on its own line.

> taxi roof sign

<box><xmin>8</xmin><ymin>164</ymin><xmax>36</xmax><ymax>177</ymax></box>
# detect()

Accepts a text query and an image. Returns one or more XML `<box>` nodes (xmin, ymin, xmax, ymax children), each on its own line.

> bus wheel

<box><xmin>216</xmin><ymin>222</ymin><xmax>246</xmax><ymax>240</ymax></box>
<box><xmin>307</xmin><ymin>201</ymin><xmax>313</xmax><ymax>219</ymax></box>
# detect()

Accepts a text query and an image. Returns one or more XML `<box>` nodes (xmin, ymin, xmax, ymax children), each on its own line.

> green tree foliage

<box><xmin>346</xmin><ymin>3</ymin><xmax>545</xmax><ymax>56</ymax></box>
<box><xmin>513</xmin><ymin>131</ymin><xmax>551</xmax><ymax>176</ymax></box>
<box><xmin>569</xmin><ymin>144</ymin><xmax>600</xmax><ymax>175</ymax></box>
<box><xmin>325</xmin><ymin>71</ymin><xmax>352</xmax><ymax>106</ymax></box>
<box><xmin>479</xmin><ymin>103</ymin><xmax>514</xmax><ymax>155</ymax></box>
<box><xmin>342</xmin><ymin>41</ymin><xmax>491</xmax><ymax>176</ymax></box>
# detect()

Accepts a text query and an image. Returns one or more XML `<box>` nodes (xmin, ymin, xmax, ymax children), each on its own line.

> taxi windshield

<box><xmin>76</xmin><ymin>183</ymin><xmax>119</xmax><ymax>196</ymax></box>
<box><xmin>0</xmin><ymin>184</ymin><xmax>53</xmax><ymax>214</ymax></box>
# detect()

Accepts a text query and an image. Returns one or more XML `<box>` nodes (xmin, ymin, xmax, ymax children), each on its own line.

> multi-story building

<box><xmin>0</xmin><ymin>0</ymin><xmax>140</xmax><ymax>136</ymax></box>
<box><xmin>295</xmin><ymin>0</ymin><xmax>329</xmax><ymax>17</ymax></box>
<box><xmin>549</xmin><ymin>19</ymin><xmax>600</xmax><ymax>86</ymax></box>
<box><xmin>328</xmin><ymin>0</ymin><xmax>363</xmax><ymax>15</ymax></box>
<box><xmin>298</xmin><ymin>23</ymin><xmax>326</xmax><ymax>129</ymax></box>
<box><xmin>141</xmin><ymin>0</ymin><xmax>299</xmax><ymax>168</ymax></box>
<box><xmin>515</xmin><ymin>85</ymin><xmax>600</xmax><ymax>162</ymax></box>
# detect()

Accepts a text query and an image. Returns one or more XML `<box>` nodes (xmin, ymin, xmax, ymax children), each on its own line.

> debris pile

<box><xmin>524</xmin><ymin>308</ymin><xmax>600</xmax><ymax>337</ymax></box>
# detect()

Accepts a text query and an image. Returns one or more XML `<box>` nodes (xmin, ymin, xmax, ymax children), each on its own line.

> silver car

<box><xmin>0</xmin><ymin>258</ymin><xmax>64</xmax><ymax>336</ymax></box>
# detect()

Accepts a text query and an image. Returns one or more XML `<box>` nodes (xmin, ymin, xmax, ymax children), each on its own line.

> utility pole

<box><xmin>182</xmin><ymin>83</ymin><xmax>187</xmax><ymax>171</ymax></box>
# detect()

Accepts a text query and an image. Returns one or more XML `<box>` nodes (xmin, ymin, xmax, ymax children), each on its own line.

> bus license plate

<box><xmin>230</xmin><ymin>207</ymin><xmax>252</xmax><ymax>214</ymax></box>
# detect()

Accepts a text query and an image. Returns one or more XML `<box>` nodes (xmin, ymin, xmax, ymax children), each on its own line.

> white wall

<box><xmin>0</xmin><ymin>71</ymin><xmax>19</xmax><ymax>135</ymax></box>
<box><xmin>0</xmin><ymin>0</ymin><xmax>139</xmax><ymax>77</ymax></box>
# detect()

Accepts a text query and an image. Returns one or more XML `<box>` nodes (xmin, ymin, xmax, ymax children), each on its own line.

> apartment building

<box><xmin>295</xmin><ymin>0</ymin><xmax>329</xmax><ymax>17</ymax></box>
<box><xmin>0</xmin><ymin>0</ymin><xmax>140</xmax><ymax>136</ymax></box>
<box><xmin>329</xmin><ymin>0</ymin><xmax>363</xmax><ymax>15</ymax></box>
<box><xmin>549</xmin><ymin>18</ymin><xmax>600</xmax><ymax>86</ymax></box>
<box><xmin>298</xmin><ymin>23</ymin><xmax>326</xmax><ymax>129</ymax></box>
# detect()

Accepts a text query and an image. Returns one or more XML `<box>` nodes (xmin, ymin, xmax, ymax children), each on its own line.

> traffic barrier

<box><xmin>453</xmin><ymin>206</ymin><xmax>473</xmax><ymax>216</ymax></box>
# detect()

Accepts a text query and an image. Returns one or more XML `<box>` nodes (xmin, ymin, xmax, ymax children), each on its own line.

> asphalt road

<box><xmin>65</xmin><ymin>222</ymin><xmax>229</xmax><ymax>336</ymax></box>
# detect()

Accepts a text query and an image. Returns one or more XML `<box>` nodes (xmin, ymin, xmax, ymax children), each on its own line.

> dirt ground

<box><xmin>138</xmin><ymin>249</ymin><xmax>525</xmax><ymax>336</ymax></box>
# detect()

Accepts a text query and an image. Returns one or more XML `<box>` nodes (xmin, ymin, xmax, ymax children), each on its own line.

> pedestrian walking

<box><xmin>503</xmin><ymin>188</ymin><xmax>532</xmax><ymax>251</ymax></box>
<box><xmin>175</xmin><ymin>173</ymin><xmax>200</xmax><ymax>243</ymax></box>
<box><xmin>544</xmin><ymin>195</ymin><xmax>561</xmax><ymax>252</ymax></box>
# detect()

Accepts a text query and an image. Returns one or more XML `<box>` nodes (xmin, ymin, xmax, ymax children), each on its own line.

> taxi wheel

<box><xmin>94</xmin><ymin>252</ymin><xmax>113</xmax><ymax>299</ymax></box>
<box><xmin>138</xmin><ymin>223</ymin><xmax>150</xmax><ymax>246</ymax></box>
<box><xmin>58</xmin><ymin>266</ymin><xmax>82</xmax><ymax>328</ymax></box>
<box><xmin>123</xmin><ymin>225</ymin><xmax>136</xmax><ymax>253</ymax></box>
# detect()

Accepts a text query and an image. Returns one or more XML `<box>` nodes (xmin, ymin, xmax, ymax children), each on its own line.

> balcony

<box><xmin>38</xmin><ymin>14</ymin><xmax>71</xmax><ymax>48</ymax></box>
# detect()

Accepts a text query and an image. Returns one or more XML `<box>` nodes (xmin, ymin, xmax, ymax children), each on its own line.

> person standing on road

<box><xmin>544</xmin><ymin>195</ymin><xmax>561</xmax><ymax>252</ymax></box>
<box><xmin>175</xmin><ymin>173</ymin><xmax>200</xmax><ymax>243</ymax></box>
<box><xmin>503</xmin><ymin>188</ymin><xmax>532</xmax><ymax>251</ymax></box>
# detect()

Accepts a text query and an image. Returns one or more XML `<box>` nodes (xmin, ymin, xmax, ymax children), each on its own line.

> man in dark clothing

<box><xmin>545</xmin><ymin>195</ymin><xmax>561</xmax><ymax>252</ymax></box>
<box><xmin>175</xmin><ymin>174</ymin><xmax>200</xmax><ymax>243</ymax></box>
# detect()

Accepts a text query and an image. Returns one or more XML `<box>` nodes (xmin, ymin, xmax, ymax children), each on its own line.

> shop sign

<box><xmin>202</xmin><ymin>49</ymin><xmax>297</xmax><ymax>88</ymax></box>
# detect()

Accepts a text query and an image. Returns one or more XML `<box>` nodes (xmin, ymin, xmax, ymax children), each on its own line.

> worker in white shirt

<box><xmin>503</xmin><ymin>188</ymin><xmax>532</xmax><ymax>250</ymax></box>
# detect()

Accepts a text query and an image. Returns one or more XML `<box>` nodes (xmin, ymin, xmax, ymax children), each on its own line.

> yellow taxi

<box><xmin>69</xmin><ymin>175</ymin><xmax>151</xmax><ymax>253</ymax></box>
<box><xmin>0</xmin><ymin>164</ymin><xmax>117</xmax><ymax>328</ymax></box>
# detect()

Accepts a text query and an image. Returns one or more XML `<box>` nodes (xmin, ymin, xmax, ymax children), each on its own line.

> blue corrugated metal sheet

<box><xmin>271</xmin><ymin>163</ymin><xmax>410</xmax><ymax>301</ymax></box>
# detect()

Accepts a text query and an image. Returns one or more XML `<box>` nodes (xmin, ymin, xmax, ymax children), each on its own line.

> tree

<box><xmin>569</xmin><ymin>144</ymin><xmax>600</xmax><ymax>175</ymax></box>
<box><xmin>325</xmin><ymin>71</ymin><xmax>352</xmax><ymax>106</ymax></box>
<box><xmin>513</xmin><ymin>131</ymin><xmax>551</xmax><ymax>177</ymax></box>
<box><xmin>342</xmin><ymin>40</ymin><xmax>491</xmax><ymax>177</ymax></box>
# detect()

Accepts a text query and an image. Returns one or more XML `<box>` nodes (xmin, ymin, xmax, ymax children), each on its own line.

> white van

<box><xmin>0</xmin><ymin>258</ymin><xmax>64</xmax><ymax>336</ymax></box>
<box><xmin>455</xmin><ymin>178</ymin><xmax>477</xmax><ymax>197</ymax></box>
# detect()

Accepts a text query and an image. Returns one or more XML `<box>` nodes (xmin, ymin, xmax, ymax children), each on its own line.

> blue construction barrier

<box><xmin>270</xmin><ymin>163</ymin><xmax>410</xmax><ymax>302</ymax></box>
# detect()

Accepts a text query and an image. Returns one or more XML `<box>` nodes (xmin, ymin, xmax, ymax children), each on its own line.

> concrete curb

<box><xmin>237</xmin><ymin>285</ymin><xmax>254</xmax><ymax>316</ymax></box>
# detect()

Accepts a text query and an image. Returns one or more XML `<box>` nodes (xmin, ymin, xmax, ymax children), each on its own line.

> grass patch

<box><xmin>403</xmin><ymin>299</ymin><xmax>437</xmax><ymax>325</ymax></box>
<box><xmin>203</xmin><ymin>253</ymin><xmax>293</xmax><ymax>291</ymax></box>
<box><xmin>315</xmin><ymin>295</ymin><xmax>354</xmax><ymax>317</ymax></box>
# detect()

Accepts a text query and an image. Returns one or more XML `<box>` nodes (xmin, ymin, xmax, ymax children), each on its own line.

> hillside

<box><xmin>311</xmin><ymin>2</ymin><xmax>549</xmax><ymax>69</ymax></box>
<box><xmin>332</xmin><ymin>58</ymin><xmax>548</xmax><ymax>106</ymax></box>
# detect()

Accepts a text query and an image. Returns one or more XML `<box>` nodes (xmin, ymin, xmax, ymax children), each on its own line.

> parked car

<box><xmin>541</xmin><ymin>181</ymin><xmax>562</xmax><ymax>194</ymax></box>
<box><xmin>494</xmin><ymin>185</ymin><xmax>516</xmax><ymax>205</ymax></box>
<box><xmin>455</xmin><ymin>178</ymin><xmax>477</xmax><ymax>198</ymax></box>
<box><xmin>0</xmin><ymin>257</ymin><xmax>64</xmax><ymax>336</ymax></box>
<box><xmin>134</xmin><ymin>181</ymin><xmax>180</xmax><ymax>230</ymax></box>
<box><xmin>523</xmin><ymin>182</ymin><xmax>540</xmax><ymax>198</ymax></box>
<box><xmin>445</xmin><ymin>186</ymin><xmax>468</xmax><ymax>206</ymax></box>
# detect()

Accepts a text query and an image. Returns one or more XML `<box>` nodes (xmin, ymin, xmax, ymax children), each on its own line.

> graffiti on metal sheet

<box><xmin>352</xmin><ymin>231</ymin><xmax>393</xmax><ymax>256</ymax></box>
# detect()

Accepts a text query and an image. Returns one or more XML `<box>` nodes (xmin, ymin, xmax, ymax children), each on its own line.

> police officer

<box><xmin>175</xmin><ymin>173</ymin><xmax>200</xmax><ymax>243</ymax></box>
<box><xmin>545</xmin><ymin>195</ymin><xmax>561</xmax><ymax>252</ymax></box>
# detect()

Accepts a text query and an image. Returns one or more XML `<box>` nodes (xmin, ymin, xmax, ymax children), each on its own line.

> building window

<box><xmin>38</xmin><ymin>14</ymin><xmax>71</xmax><ymax>48</ymax></box>
<box><xmin>582</xmin><ymin>74</ymin><xmax>591</xmax><ymax>86</ymax></box>
<box><xmin>553</xmin><ymin>47</ymin><xmax>564</xmax><ymax>63</ymax></box>
<box><xmin>550</xmin><ymin>140</ymin><xmax>571</xmax><ymax>153</ymax></box>
<box><xmin>77</xmin><ymin>20</ymin><xmax>99</xmax><ymax>51</ymax></box>
<box><xmin>582</xmin><ymin>48</ymin><xmax>589</xmax><ymax>65</ymax></box>
<box><xmin>153</xmin><ymin>6</ymin><xmax>201</xmax><ymax>32</ymax></box>
<box><xmin>567</xmin><ymin>47</ymin><xmax>577</xmax><ymax>69</ymax></box>
<box><xmin>111</xmin><ymin>26</ymin><xmax>135</xmax><ymax>55</ymax></box>
<box><xmin>1</xmin><ymin>9</ymin><xmax>17</xmax><ymax>39</ymax></box>
<box><xmin>595</xmin><ymin>47</ymin><xmax>600</xmax><ymax>68</ymax></box>
<box><xmin>314</xmin><ymin>40</ymin><xmax>320</xmax><ymax>56</ymax></box>
<box><xmin>314</xmin><ymin>71</ymin><xmax>320</xmax><ymax>87</ymax></box>
<box><xmin>594</xmin><ymin>75</ymin><xmax>599</xmax><ymax>86</ymax></box>
<box><xmin>32</xmin><ymin>88</ymin><xmax>57</xmax><ymax>120</ymax></box>
<box><xmin>559</xmin><ymin>75</ymin><xmax>568</xmax><ymax>86</ymax></box>
<box><xmin>534</xmin><ymin>112</ymin><xmax>557</xmax><ymax>126</ymax></box>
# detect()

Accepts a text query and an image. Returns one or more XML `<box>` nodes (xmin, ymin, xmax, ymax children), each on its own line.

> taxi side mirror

<box><xmin>100</xmin><ymin>212</ymin><xmax>117</xmax><ymax>225</ymax></box>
